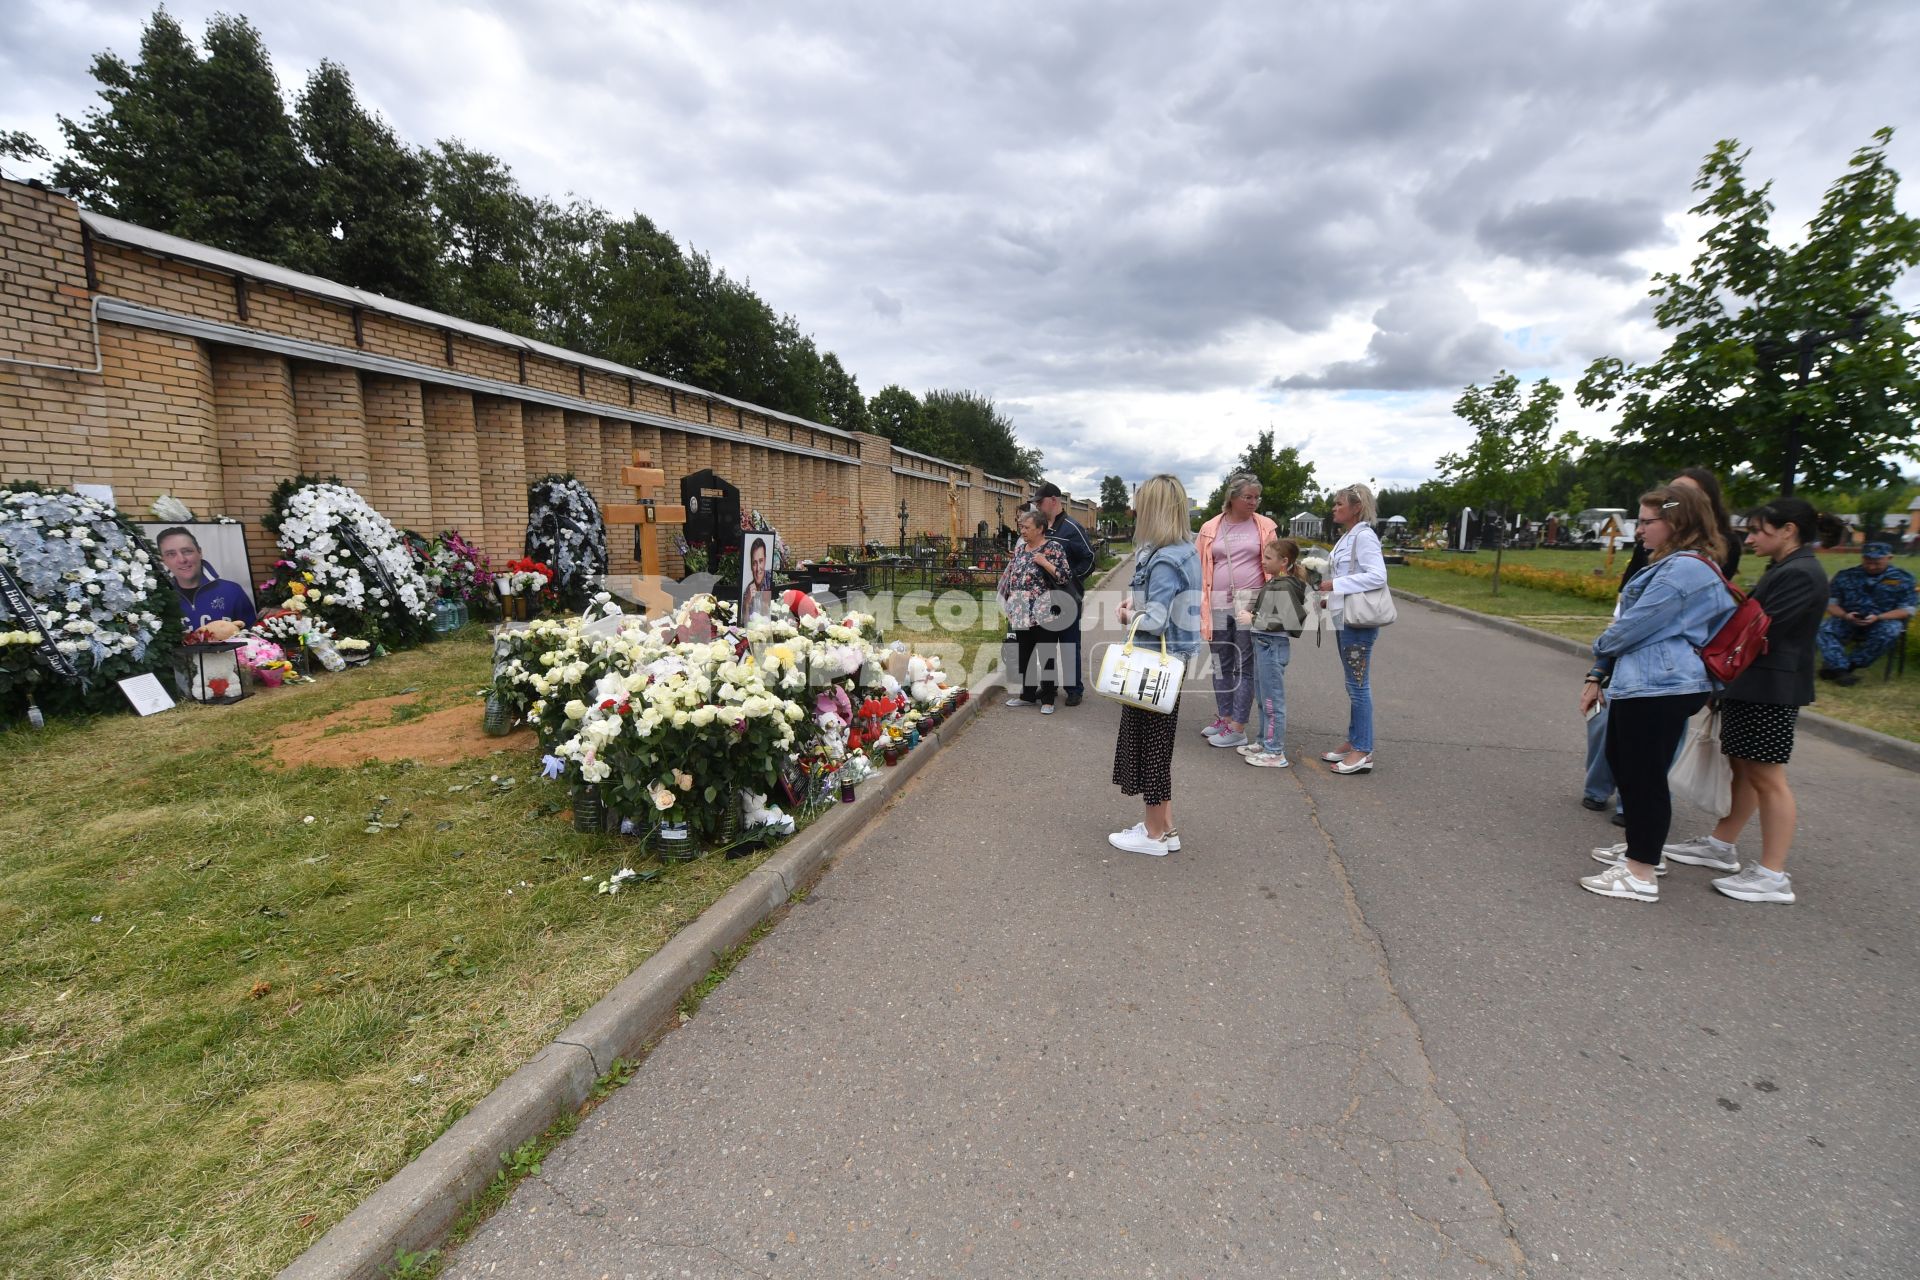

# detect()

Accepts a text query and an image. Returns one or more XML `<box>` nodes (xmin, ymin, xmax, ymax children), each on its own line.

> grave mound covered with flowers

<box><xmin>261</xmin><ymin>478</ymin><xmax>435</xmax><ymax>650</ymax></box>
<box><xmin>491</xmin><ymin>594</ymin><xmax>964</xmax><ymax>849</ymax></box>
<box><xmin>0</xmin><ymin>483</ymin><xmax>180</xmax><ymax>720</ymax></box>
<box><xmin>524</xmin><ymin>474</ymin><xmax>607</xmax><ymax>611</ymax></box>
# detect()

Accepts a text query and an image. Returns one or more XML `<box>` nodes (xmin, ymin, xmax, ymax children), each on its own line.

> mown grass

<box><xmin>0</xmin><ymin>628</ymin><xmax>778</xmax><ymax>1279</ymax></box>
<box><xmin>1393</xmin><ymin>554</ymin><xmax>1920</xmax><ymax>743</ymax></box>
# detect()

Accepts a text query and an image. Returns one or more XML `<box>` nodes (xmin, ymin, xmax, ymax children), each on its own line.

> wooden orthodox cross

<box><xmin>603</xmin><ymin>449</ymin><xmax>687</xmax><ymax>617</ymax></box>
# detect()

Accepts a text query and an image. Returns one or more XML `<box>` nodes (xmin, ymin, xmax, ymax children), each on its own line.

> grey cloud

<box><xmin>862</xmin><ymin>285</ymin><xmax>903</xmax><ymax>319</ymax></box>
<box><xmin>1274</xmin><ymin>285</ymin><xmax>1518</xmax><ymax>392</ymax></box>
<box><xmin>1476</xmin><ymin>196</ymin><xmax>1671</xmax><ymax>278</ymax></box>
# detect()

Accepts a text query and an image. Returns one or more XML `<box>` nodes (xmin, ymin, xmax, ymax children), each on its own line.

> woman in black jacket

<box><xmin>1662</xmin><ymin>498</ymin><xmax>1828</xmax><ymax>904</ymax></box>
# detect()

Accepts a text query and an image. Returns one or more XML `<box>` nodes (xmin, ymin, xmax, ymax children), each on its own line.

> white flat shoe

<box><xmin>1319</xmin><ymin>749</ymin><xmax>1350</xmax><ymax>763</ymax></box>
<box><xmin>1330</xmin><ymin>754</ymin><xmax>1373</xmax><ymax>775</ymax></box>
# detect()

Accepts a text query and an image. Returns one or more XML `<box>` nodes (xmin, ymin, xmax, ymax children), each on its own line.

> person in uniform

<box><xmin>1816</xmin><ymin>541</ymin><xmax>1915</xmax><ymax>684</ymax></box>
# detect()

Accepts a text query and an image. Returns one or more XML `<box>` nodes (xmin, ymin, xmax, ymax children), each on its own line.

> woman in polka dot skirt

<box><xmin>1662</xmin><ymin>498</ymin><xmax>1829</xmax><ymax>904</ymax></box>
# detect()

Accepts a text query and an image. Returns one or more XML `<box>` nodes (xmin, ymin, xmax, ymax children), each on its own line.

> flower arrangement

<box><xmin>498</xmin><ymin>558</ymin><xmax>555</xmax><ymax>598</ymax></box>
<box><xmin>235</xmin><ymin>635</ymin><xmax>303</xmax><ymax>687</ymax></box>
<box><xmin>262</xmin><ymin>477</ymin><xmax>435</xmax><ymax>648</ymax></box>
<box><xmin>427</xmin><ymin>530</ymin><xmax>496</xmax><ymax>616</ymax></box>
<box><xmin>0</xmin><ymin>483</ymin><xmax>180</xmax><ymax>718</ymax></box>
<box><xmin>525</xmin><ymin>475</ymin><xmax>608</xmax><ymax>610</ymax></box>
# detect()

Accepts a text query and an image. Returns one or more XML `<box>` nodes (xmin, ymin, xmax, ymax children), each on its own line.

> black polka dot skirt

<box><xmin>1719</xmin><ymin>697</ymin><xmax>1799</xmax><ymax>765</ymax></box>
<box><xmin>1113</xmin><ymin>696</ymin><xmax>1180</xmax><ymax>806</ymax></box>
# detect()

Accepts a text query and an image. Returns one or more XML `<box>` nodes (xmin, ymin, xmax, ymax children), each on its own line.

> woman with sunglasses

<box><xmin>1577</xmin><ymin>485</ymin><xmax>1736</xmax><ymax>903</ymax></box>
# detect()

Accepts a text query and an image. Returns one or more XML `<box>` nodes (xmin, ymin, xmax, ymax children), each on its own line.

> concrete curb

<box><xmin>1395</xmin><ymin>586</ymin><xmax>1920</xmax><ymax>775</ymax></box>
<box><xmin>279</xmin><ymin>677</ymin><xmax>1002</xmax><ymax>1280</ymax></box>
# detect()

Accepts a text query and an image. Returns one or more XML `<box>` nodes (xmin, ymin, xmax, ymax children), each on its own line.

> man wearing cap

<box><xmin>1817</xmin><ymin>542</ymin><xmax>1915</xmax><ymax>685</ymax></box>
<box><xmin>1035</xmin><ymin>482</ymin><xmax>1095</xmax><ymax>705</ymax></box>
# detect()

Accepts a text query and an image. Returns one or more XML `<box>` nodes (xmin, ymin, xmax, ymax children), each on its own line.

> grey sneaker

<box><xmin>1580</xmin><ymin>861</ymin><xmax>1659</xmax><ymax>902</ymax></box>
<box><xmin>1210</xmin><ymin>730</ymin><xmax>1248</xmax><ymax>748</ymax></box>
<box><xmin>1663</xmin><ymin>834</ymin><xmax>1739</xmax><ymax>871</ymax></box>
<box><xmin>1712</xmin><ymin>865</ymin><xmax>1795</xmax><ymax>904</ymax></box>
<box><xmin>1591</xmin><ymin>843</ymin><xmax>1668</xmax><ymax>876</ymax></box>
<box><xmin>1126</xmin><ymin>821</ymin><xmax>1181</xmax><ymax>852</ymax></box>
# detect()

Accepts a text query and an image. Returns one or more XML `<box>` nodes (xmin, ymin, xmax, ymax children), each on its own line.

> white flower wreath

<box><xmin>270</xmin><ymin>481</ymin><xmax>432</xmax><ymax>642</ymax></box>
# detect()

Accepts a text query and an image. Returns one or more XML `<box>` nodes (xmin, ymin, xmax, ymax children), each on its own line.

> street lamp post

<box><xmin>1761</xmin><ymin>305</ymin><xmax>1873</xmax><ymax>495</ymax></box>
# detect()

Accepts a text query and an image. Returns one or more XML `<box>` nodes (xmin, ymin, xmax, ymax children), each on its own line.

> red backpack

<box><xmin>1686</xmin><ymin>554</ymin><xmax>1770</xmax><ymax>684</ymax></box>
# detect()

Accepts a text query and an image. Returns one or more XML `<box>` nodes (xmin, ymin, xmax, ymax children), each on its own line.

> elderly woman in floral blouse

<box><xmin>998</xmin><ymin>507</ymin><xmax>1069</xmax><ymax>714</ymax></box>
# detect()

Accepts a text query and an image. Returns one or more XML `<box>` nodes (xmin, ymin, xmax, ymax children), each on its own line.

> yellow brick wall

<box><xmin>474</xmin><ymin>396</ymin><xmax>528</xmax><ymax>561</ymax></box>
<box><xmin>521</xmin><ymin>404</ymin><xmax>567</xmax><ymax>481</ymax></box>
<box><xmin>292</xmin><ymin>363</ymin><xmax>370</xmax><ymax>489</ymax></box>
<box><xmin>423</xmin><ymin>386</ymin><xmax>483</xmax><ymax>545</ymax></box>
<box><xmin>363</xmin><ymin>376</ymin><xmax>433</xmax><ymax>532</ymax></box>
<box><xmin>210</xmin><ymin>347</ymin><xmax>297</xmax><ymax>534</ymax></box>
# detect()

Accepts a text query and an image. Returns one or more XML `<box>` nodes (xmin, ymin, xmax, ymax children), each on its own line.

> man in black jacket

<box><xmin>1036</xmin><ymin>482</ymin><xmax>1095</xmax><ymax>705</ymax></box>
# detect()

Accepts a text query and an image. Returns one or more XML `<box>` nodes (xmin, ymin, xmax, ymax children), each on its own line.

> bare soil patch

<box><xmin>269</xmin><ymin>695</ymin><xmax>533</xmax><ymax>768</ymax></box>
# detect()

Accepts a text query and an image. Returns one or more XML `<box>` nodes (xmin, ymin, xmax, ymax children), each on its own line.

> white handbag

<box><xmin>1668</xmin><ymin>705</ymin><xmax>1732</xmax><ymax>818</ymax></box>
<box><xmin>1342</xmin><ymin>584</ymin><xmax>1397</xmax><ymax>628</ymax></box>
<box><xmin>1095</xmin><ymin>620</ymin><xmax>1186</xmax><ymax>714</ymax></box>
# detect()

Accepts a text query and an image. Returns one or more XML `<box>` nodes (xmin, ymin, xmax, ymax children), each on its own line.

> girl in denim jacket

<box><xmin>1578</xmin><ymin>485</ymin><xmax>1737</xmax><ymax>903</ymax></box>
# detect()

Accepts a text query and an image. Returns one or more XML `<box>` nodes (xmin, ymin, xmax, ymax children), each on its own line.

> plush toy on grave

<box><xmin>183</xmin><ymin>620</ymin><xmax>244</xmax><ymax>644</ymax></box>
<box><xmin>740</xmin><ymin>790</ymin><xmax>797</xmax><ymax>838</ymax></box>
<box><xmin>174</xmin><ymin>625</ymin><xmax>247</xmax><ymax>703</ymax></box>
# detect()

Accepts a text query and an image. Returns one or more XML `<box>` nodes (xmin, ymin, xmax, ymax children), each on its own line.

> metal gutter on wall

<box><xmin>77</xmin><ymin>209</ymin><xmax>855</xmax><ymax>445</ymax></box>
<box><xmin>96</xmin><ymin>298</ymin><xmax>858</xmax><ymax>467</ymax></box>
<box><xmin>890</xmin><ymin>466</ymin><xmax>971</xmax><ymax>486</ymax></box>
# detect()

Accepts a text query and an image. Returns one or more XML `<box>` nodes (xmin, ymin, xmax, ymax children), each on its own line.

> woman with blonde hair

<box><xmin>1578</xmin><ymin>484</ymin><xmax>1736</xmax><ymax>903</ymax></box>
<box><xmin>1314</xmin><ymin>483</ymin><xmax>1388</xmax><ymax>774</ymax></box>
<box><xmin>1110</xmin><ymin>474</ymin><xmax>1203</xmax><ymax>857</ymax></box>
<box><xmin>1194</xmin><ymin>472</ymin><xmax>1277</xmax><ymax>748</ymax></box>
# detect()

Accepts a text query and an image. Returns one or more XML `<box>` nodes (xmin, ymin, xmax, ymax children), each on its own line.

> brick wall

<box><xmin>4</xmin><ymin>177</ymin><xmax>1105</xmax><ymax>577</ymax></box>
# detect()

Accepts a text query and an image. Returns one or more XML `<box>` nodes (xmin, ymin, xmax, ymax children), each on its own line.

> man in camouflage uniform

<box><xmin>1817</xmin><ymin>542</ymin><xmax>1916</xmax><ymax>685</ymax></box>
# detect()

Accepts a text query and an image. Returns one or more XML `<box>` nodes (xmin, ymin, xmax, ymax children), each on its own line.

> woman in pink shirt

<box><xmin>1194</xmin><ymin>473</ymin><xmax>1277</xmax><ymax>747</ymax></box>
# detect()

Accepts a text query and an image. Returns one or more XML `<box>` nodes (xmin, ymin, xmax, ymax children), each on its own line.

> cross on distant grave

<box><xmin>603</xmin><ymin>449</ymin><xmax>687</xmax><ymax>617</ymax></box>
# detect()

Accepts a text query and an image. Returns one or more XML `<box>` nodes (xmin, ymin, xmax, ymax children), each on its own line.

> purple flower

<box><xmin>540</xmin><ymin>754</ymin><xmax>566</xmax><ymax>779</ymax></box>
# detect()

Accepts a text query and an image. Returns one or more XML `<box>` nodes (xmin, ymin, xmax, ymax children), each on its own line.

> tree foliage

<box><xmin>1437</xmin><ymin>373</ymin><xmax>1577</xmax><ymax>593</ymax></box>
<box><xmin>1199</xmin><ymin>431</ymin><xmax>1318</xmax><ymax>523</ymax></box>
<box><xmin>1578</xmin><ymin>130</ymin><xmax>1920</xmax><ymax>493</ymax></box>
<box><xmin>1100</xmin><ymin>475</ymin><xmax>1130</xmax><ymax>514</ymax></box>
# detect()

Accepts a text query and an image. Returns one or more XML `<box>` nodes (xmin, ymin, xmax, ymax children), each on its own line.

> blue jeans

<box><xmin>1250</xmin><ymin>633</ymin><xmax>1290</xmax><ymax>753</ymax></box>
<box><xmin>1336</xmin><ymin>626</ymin><xmax>1378</xmax><ymax>754</ymax></box>
<box><xmin>1583</xmin><ymin>697</ymin><xmax>1616</xmax><ymax>806</ymax></box>
<box><xmin>1210</xmin><ymin>611</ymin><xmax>1255</xmax><ymax>724</ymax></box>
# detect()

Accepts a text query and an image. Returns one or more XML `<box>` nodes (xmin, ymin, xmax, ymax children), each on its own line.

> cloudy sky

<box><xmin>5</xmin><ymin>1</ymin><xmax>1918</xmax><ymax>500</ymax></box>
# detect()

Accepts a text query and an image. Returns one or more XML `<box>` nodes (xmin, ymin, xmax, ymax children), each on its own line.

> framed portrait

<box><xmin>140</xmin><ymin>521</ymin><xmax>257</xmax><ymax>606</ymax></box>
<box><xmin>740</xmin><ymin>530</ymin><xmax>776</xmax><ymax>620</ymax></box>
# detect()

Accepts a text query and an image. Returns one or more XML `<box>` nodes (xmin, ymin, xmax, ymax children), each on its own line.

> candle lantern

<box><xmin>174</xmin><ymin>640</ymin><xmax>248</xmax><ymax>704</ymax></box>
<box><xmin>656</xmin><ymin>821</ymin><xmax>697</xmax><ymax>862</ymax></box>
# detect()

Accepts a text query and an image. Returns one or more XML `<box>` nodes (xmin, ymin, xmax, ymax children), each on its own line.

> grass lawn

<box><xmin>0</xmin><ymin>628</ymin><xmax>786</xmax><ymax>1279</ymax></box>
<box><xmin>1392</xmin><ymin>555</ymin><xmax>1920</xmax><ymax>744</ymax></box>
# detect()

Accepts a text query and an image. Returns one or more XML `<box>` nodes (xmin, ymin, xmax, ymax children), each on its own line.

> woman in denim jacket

<box><xmin>1578</xmin><ymin>484</ymin><xmax>1736</xmax><ymax>903</ymax></box>
<box><xmin>1109</xmin><ymin>474</ymin><xmax>1203</xmax><ymax>857</ymax></box>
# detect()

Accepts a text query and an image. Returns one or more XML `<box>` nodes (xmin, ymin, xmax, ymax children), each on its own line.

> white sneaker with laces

<box><xmin>1040</xmin><ymin>704</ymin><xmax>1056</xmax><ymax>715</ymax></box>
<box><xmin>1125</xmin><ymin>821</ymin><xmax>1181</xmax><ymax>851</ymax></box>
<box><xmin>1580</xmin><ymin>861</ymin><xmax>1660</xmax><ymax>902</ymax></box>
<box><xmin>1246</xmin><ymin>751</ymin><xmax>1290</xmax><ymax>768</ymax></box>
<box><xmin>1663</xmin><ymin>834</ymin><xmax>1740</xmax><ymax>871</ymax></box>
<box><xmin>1235</xmin><ymin>742</ymin><xmax>1261</xmax><ymax>756</ymax></box>
<box><xmin>1005</xmin><ymin>696</ymin><xmax>1034</xmax><ymax>708</ymax></box>
<box><xmin>1713</xmin><ymin>865</ymin><xmax>1795</xmax><ymax>904</ymax></box>
<box><xmin>1109</xmin><ymin>827</ymin><xmax>1172</xmax><ymax>857</ymax></box>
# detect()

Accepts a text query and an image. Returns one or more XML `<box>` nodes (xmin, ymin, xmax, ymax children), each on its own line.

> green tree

<box><xmin>1579</xmin><ymin>130</ymin><xmax>1920</xmax><ymax>494</ymax></box>
<box><xmin>1099</xmin><ymin>475</ymin><xmax>1130</xmax><ymax>515</ymax></box>
<box><xmin>868</xmin><ymin>385</ymin><xmax>927</xmax><ymax>445</ymax></box>
<box><xmin>295</xmin><ymin>61</ymin><xmax>440</xmax><ymax>304</ymax></box>
<box><xmin>1437</xmin><ymin>373</ymin><xmax>1578</xmax><ymax>594</ymax></box>
<box><xmin>55</xmin><ymin>10</ymin><xmax>321</xmax><ymax>268</ymax></box>
<box><xmin>1199</xmin><ymin>431</ymin><xmax>1318</xmax><ymax>523</ymax></box>
<box><xmin>814</xmin><ymin>353</ymin><xmax>869</xmax><ymax>433</ymax></box>
<box><xmin>921</xmin><ymin>389</ymin><xmax>1043</xmax><ymax>480</ymax></box>
<box><xmin>0</xmin><ymin>130</ymin><xmax>49</xmax><ymax>173</ymax></box>
<box><xmin>425</xmin><ymin>139</ymin><xmax>550</xmax><ymax>334</ymax></box>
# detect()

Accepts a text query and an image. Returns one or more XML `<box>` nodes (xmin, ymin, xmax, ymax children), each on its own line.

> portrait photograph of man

<box><xmin>141</xmin><ymin>523</ymin><xmax>257</xmax><ymax>630</ymax></box>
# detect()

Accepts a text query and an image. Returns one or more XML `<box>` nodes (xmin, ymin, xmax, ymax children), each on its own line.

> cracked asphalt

<box><xmin>446</xmin><ymin>589</ymin><xmax>1917</xmax><ymax>1278</ymax></box>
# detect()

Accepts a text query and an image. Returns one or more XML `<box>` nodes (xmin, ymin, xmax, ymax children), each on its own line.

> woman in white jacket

<box><xmin>1314</xmin><ymin>484</ymin><xmax>1388</xmax><ymax>775</ymax></box>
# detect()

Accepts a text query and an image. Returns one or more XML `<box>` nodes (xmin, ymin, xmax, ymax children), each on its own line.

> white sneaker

<box><xmin>1235</xmin><ymin>742</ymin><xmax>1261</xmax><ymax>755</ymax></box>
<box><xmin>1713</xmin><ymin>865</ymin><xmax>1795</xmax><ymax>904</ymax></box>
<box><xmin>1005</xmin><ymin>697</ymin><xmax>1034</xmax><ymax>708</ymax></box>
<box><xmin>1246</xmin><ymin>751</ymin><xmax>1290</xmax><ymax>768</ymax></box>
<box><xmin>1039</xmin><ymin>704</ymin><xmax>1056</xmax><ymax>715</ymax></box>
<box><xmin>1125</xmin><ymin>821</ymin><xmax>1181</xmax><ymax>851</ymax></box>
<box><xmin>1590</xmin><ymin>843</ymin><xmax>1668</xmax><ymax>876</ymax></box>
<box><xmin>1663</xmin><ymin>834</ymin><xmax>1740</xmax><ymax>871</ymax></box>
<box><xmin>1109</xmin><ymin>827</ymin><xmax>1172</xmax><ymax>857</ymax></box>
<box><xmin>1580</xmin><ymin>861</ymin><xmax>1659</xmax><ymax>902</ymax></box>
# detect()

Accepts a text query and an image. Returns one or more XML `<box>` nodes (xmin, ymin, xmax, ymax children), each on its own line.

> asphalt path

<box><xmin>447</xmin><ymin>584</ymin><xmax>1917</xmax><ymax>1278</ymax></box>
